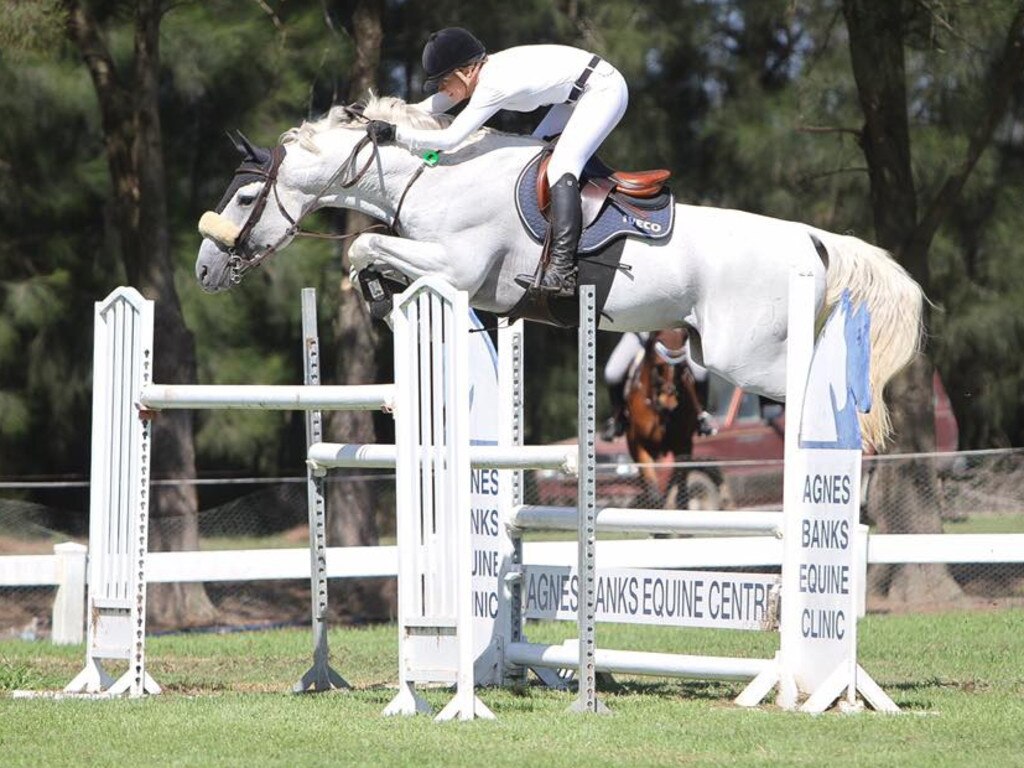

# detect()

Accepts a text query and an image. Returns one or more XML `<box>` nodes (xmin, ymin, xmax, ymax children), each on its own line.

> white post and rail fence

<box><xmin>8</xmin><ymin>529</ymin><xmax>1021</xmax><ymax>646</ymax></box>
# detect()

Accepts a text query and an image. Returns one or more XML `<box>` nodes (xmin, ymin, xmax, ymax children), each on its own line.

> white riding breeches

<box><xmin>533</xmin><ymin>60</ymin><xmax>629</xmax><ymax>184</ymax></box>
<box><xmin>604</xmin><ymin>332</ymin><xmax>708</xmax><ymax>386</ymax></box>
<box><xmin>604</xmin><ymin>332</ymin><xmax>646</xmax><ymax>386</ymax></box>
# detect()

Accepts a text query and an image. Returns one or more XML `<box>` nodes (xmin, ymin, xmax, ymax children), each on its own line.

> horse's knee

<box><xmin>349</xmin><ymin>234</ymin><xmax>379</xmax><ymax>268</ymax></box>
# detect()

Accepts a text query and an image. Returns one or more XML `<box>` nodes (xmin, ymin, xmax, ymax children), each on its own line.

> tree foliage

<box><xmin>1</xmin><ymin>0</ymin><xmax>1022</xmax><ymax>519</ymax></box>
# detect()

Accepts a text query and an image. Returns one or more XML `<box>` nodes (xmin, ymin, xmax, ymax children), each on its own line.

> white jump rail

<box><xmin>306</xmin><ymin>442</ymin><xmax>576</xmax><ymax>473</ymax></box>
<box><xmin>140</xmin><ymin>384</ymin><xmax>394</xmax><ymax>411</ymax></box>
<box><xmin>509</xmin><ymin>505</ymin><xmax>784</xmax><ymax>537</ymax></box>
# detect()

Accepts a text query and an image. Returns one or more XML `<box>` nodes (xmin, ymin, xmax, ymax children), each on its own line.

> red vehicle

<box><xmin>533</xmin><ymin>372</ymin><xmax>958</xmax><ymax>510</ymax></box>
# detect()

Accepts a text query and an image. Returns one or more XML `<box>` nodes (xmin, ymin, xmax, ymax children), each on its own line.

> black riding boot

<box><xmin>536</xmin><ymin>173</ymin><xmax>581</xmax><ymax>297</ymax></box>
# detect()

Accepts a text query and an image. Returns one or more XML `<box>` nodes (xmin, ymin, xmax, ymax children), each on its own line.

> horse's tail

<box><xmin>812</xmin><ymin>229</ymin><xmax>925</xmax><ymax>450</ymax></box>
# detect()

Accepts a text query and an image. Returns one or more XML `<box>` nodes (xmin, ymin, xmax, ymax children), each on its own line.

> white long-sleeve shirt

<box><xmin>397</xmin><ymin>45</ymin><xmax>600</xmax><ymax>152</ymax></box>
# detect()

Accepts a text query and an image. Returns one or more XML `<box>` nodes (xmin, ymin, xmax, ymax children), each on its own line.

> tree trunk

<box><xmin>324</xmin><ymin>0</ymin><xmax>396</xmax><ymax>622</ymax></box>
<box><xmin>863</xmin><ymin>356</ymin><xmax>964</xmax><ymax>606</ymax></box>
<box><xmin>66</xmin><ymin>0</ymin><xmax>214</xmax><ymax>627</ymax></box>
<box><xmin>843</xmin><ymin>1</ymin><xmax>1024</xmax><ymax>606</ymax></box>
<box><xmin>842</xmin><ymin>0</ymin><xmax>959</xmax><ymax>606</ymax></box>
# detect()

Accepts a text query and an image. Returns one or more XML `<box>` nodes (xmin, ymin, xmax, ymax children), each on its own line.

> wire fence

<box><xmin>2</xmin><ymin>449</ymin><xmax>1022</xmax><ymax>638</ymax></box>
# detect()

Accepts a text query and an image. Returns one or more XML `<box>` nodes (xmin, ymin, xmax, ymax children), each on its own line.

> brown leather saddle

<box><xmin>535</xmin><ymin>151</ymin><xmax>672</xmax><ymax>229</ymax></box>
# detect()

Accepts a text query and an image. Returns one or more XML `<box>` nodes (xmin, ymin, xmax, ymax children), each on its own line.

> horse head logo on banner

<box><xmin>799</xmin><ymin>290</ymin><xmax>872</xmax><ymax>451</ymax></box>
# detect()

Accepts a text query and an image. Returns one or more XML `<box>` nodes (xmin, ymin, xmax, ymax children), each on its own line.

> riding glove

<box><xmin>367</xmin><ymin>120</ymin><xmax>397</xmax><ymax>144</ymax></box>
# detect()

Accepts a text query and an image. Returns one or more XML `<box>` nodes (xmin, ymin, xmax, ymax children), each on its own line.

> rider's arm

<box><xmin>411</xmin><ymin>92</ymin><xmax>458</xmax><ymax>115</ymax></box>
<box><xmin>396</xmin><ymin>92</ymin><xmax>502</xmax><ymax>152</ymax></box>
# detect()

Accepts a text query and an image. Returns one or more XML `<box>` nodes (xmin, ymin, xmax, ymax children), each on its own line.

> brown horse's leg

<box><xmin>680</xmin><ymin>369</ymin><xmax>704</xmax><ymax>415</ymax></box>
<box><xmin>630</xmin><ymin>441</ymin><xmax>662</xmax><ymax>509</ymax></box>
<box><xmin>682</xmin><ymin>369</ymin><xmax>716</xmax><ymax>437</ymax></box>
<box><xmin>660</xmin><ymin>370</ymin><xmax>698</xmax><ymax>510</ymax></box>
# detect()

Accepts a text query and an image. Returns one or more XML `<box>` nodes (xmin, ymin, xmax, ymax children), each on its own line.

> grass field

<box><xmin>2</xmin><ymin>610</ymin><xmax>1023</xmax><ymax>767</ymax></box>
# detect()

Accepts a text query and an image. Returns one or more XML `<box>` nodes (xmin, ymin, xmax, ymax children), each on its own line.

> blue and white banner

<box><xmin>799</xmin><ymin>290</ymin><xmax>872</xmax><ymax>450</ymax></box>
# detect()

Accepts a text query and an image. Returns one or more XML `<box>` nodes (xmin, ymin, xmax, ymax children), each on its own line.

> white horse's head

<box><xmin>195</xmin><ymin>131</ymin><xmax>313</xmax><ymax>292</ymax></box>
<box><xmin>195</xmin><ymin>98</ymin><xmax>457</xmax><ymax>293</ymax></box>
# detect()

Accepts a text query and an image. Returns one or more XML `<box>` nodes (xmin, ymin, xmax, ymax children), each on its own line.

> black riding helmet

<box><xmin>422</xmin><ymin>27</ymin><xmax>486</xmax><ymax>94</ymax></box>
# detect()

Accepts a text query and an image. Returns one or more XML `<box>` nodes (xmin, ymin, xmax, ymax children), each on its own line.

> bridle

<box><xmin>222</xmin><ymin>108</ymin><xmax>427</xmax><ymax>285</ymax></box>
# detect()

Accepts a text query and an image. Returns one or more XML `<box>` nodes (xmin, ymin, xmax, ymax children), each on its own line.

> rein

<box><xmin>225</xmin><ymin>120</ymin><xmax>428</xmax><ymax>284</ymax></box>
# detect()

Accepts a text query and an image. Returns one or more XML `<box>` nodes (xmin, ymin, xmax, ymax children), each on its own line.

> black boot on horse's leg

<box><xmin>601</xmin><ymin>381</ymin><xmax>627</xmax><ymax>441</ymax></box>
<box><xmin>537</xmin><ymin>173</ymin><xmax>581</xmax><ymax>297</ymax></box>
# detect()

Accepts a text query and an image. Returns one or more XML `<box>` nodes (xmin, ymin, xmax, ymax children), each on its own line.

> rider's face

<box><xmin>440</xmin><ymin>65</ymin><xmax>478</xmax><ymax>102</ymax></box>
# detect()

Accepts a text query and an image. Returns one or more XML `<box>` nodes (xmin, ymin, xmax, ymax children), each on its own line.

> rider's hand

<box><xmin>367</xmin><ymin>120</ymin><xmax>397</xmax><ymax>144</ymax></box>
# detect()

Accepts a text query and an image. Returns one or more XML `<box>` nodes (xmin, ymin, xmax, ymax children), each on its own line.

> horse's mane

<box><xmin>280</xmin><ymin>93</ymin><xmax>490</xmax><ymax>153</ymax></box>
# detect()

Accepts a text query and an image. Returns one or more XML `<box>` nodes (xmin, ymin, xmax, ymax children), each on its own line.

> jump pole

<box><xmin>293</xmin><ymin>288</ymin><xmax>348</xmax><ymax>693</ymax></box>
<box><xmin>571</xmin><ymin>285</ymin><xmax>607</xmax><ymax>713</ymax></box>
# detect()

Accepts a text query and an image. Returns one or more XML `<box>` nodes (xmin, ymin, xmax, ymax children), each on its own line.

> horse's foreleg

<box><xmin>630</xmin><ymin>445</ymin><xmax>662</xmax><ymax>509</ymax></box>
<box><xmin>681</xmin><ymin>370</ymin><xmax>715</xmax><ymax>436</ymax></box>
<box><xmin>665</xmin><ymin>455</ymin><xmax>692</xmax><ymax>511</ymax></box>
<box><xmin>349</xmin><ymin>233</ymin><xmax>462</xmax><ymax>287</ymax></box>
<box><xmin>680</xmin><ymin>370</ymin><xmax>703</xmax><ymax>414</ymax></box>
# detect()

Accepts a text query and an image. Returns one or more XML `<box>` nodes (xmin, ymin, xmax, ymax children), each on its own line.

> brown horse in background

<box><xmin>624</xmin><ymin>328</ymin><xmax>709</xmax><ymax>509</ymax></box>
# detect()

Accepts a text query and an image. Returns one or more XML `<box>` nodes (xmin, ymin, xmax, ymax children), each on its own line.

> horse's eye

<box><xmin>238</xmin><ymin>193</ymin><xmax>256</xmax><ymax>206</ymax></box>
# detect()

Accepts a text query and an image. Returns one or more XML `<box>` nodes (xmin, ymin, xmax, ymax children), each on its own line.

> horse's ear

<box><xmin>228</xmin><ymin>130</ymin><xmax>271</xmax><ymax>165</ymax></box>
<box><xmin>227</xmin><ymin>129</ymin><xmax>249</xmax><ymax>156</ymax></box>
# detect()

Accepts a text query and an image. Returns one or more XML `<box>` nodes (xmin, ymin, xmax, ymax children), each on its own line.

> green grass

<box><xmin>2</xmin><ymin>611</ymin><xmax>1023</xmax><ymax>767</ymax></box>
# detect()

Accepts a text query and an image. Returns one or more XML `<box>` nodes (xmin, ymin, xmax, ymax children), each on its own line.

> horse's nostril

<box><xmin>199</xmin><ymin>265</ymin><xmax>208</xmax><ymax>281</ymax></box>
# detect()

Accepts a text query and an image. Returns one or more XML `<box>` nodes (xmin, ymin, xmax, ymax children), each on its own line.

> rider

<box><xmin>602</xmin><ymin>332</ymin><xmax>715</xmax><ymax>441</ymax></box>
<box><xmin>364</xmin><ymin>27</ymin><xmax>629</xmax><ymax>298</ymax></box>
<box><xmin>602</xmin><ymin>332</ymin><xmax>647</xmax><ymax>440</ymax></box>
